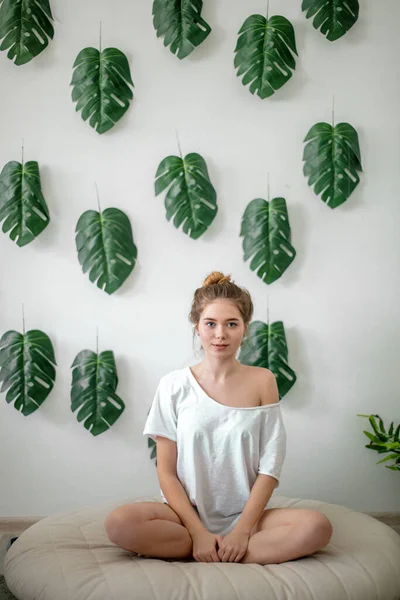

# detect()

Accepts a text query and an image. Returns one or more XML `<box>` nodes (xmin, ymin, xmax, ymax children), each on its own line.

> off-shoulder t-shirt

<box><xmin>143</xmin><ymin>366</ymin><xmax>287</xmax><ymax>536</ymax></box>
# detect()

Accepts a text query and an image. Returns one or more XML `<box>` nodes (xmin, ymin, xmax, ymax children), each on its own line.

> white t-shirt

<box><xmin>143</xmin><ymin>366</ymin><xmax>287</xmax><ymax>536</ymax></box>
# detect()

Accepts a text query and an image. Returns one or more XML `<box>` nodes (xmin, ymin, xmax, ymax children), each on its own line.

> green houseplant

<box><xmin>358</xmin><ymin>414</ymin><xmax>400</xmax><ymax>471</ymax></box>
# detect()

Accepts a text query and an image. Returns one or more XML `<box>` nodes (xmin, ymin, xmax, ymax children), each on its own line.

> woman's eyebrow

<box><xmin>203</xmin><ymin>317</ymin><xmax>240</xmax><ymax>321</ymax></box>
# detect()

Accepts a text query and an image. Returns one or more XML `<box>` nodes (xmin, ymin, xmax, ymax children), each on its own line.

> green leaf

<box><xmin>302</xmin><ymin>0</ymin><xmax>359</xmax><ymax>41</ymax></box>
<box><xmin>234</xmin><ymin>14</ymin><xmax>298</xmax><ymax>99</ymax></box>
<box><xmin>0</xmin><ymin>329</ymin><xmax>56</xmax><ymax>416</ymax></box>
<box><xmin>238</xmin><ymin>320</ymin><xmax>296</xmax><ymax>399</ymax></box>
<box><xmin>240</xmin><ymin>197</ymin><xmax>296</xmax><ymax>284</ymax></box>
<box><xmin>75</xmin><ymin>207</ymin><xmax>138</xmax><ymax>295</ymax></box>
<box><xmin>366</xmin><ymin>443</ymin><xmax>388</xmax><ymax>452</ymax></box>
<box><xmin>303</xmin><ymin>122</ymin><xmax>362</xmax><ymax>208</ymax></box>
<box><xmin>376</xmin><ymin>454</ymin><xmax>400</xmax><ymax>465</ymax></box>
<box><xmin>368</xmin><ymin>415</ymin><xmax>388</xmax><ymax>442</ymax></box>
<box><xmin>155</xmin><ymin>152</ymin><xmax>217</xmax><ymax>239</ymax></box>
<box><xmin>152</xmin><ymin>0</ymin><xmax>211</xmax><ymax>59</ymax></box>
<box><xmin>71</xmin><ymin>47</ymin><xmax>134</xmax><ymax>134</ymax></box>
<box><xmin>0</xmin><ymin>0</ymin><xmax>54</xmax><ymax>65</ymax></box>
<box><xmin>362</xmin><ymin>431</ymin><xmax>379</xmax><ymax>443</ymax></box>
<box><xmin>385</xmin><ymin>442</ymin><xmax>400</xmax><ymax>451</ymax></box>
<box><xmin>147</xmin><ymin>436</ymin><xmax>158</xmax><ymax>465</ymax></box>
<box><xmin>0</xmin><ymin>161</ymin><xmax>50</xmax><ymax>246</ymax></box>
<box><xmin>70</xmin><ymin>349</ymin><xmax>125</xmax><ymax>436</ymax></box>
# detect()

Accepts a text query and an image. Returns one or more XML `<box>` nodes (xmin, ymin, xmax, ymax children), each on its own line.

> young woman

<box><xmin>105</xmin><ymin>272</ymin><xmax>333</xmax><ymax>565</ymax></box>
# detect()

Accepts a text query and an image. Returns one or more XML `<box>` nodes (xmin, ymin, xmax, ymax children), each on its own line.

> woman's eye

<box><xmin>205</xmin><ymin>322</ymin><xmax>237</xmax><ymax>327</ymax></box>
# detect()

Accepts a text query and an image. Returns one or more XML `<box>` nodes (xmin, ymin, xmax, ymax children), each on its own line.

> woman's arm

<box><xmin>232</xmin><ymin>474</ymin><xmax>277</xmax><ymax>534</ymax></box>
<box><xmin>157</xmin><ymin>436</ymin><xmax>206</xmax><ymax>535</ymax></box>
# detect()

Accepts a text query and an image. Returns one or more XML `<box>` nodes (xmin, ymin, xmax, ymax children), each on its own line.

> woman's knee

<box><xmin>105</xmin><ymin>504</ymin><xmax>146</xmax><ymax>545</ymax></box>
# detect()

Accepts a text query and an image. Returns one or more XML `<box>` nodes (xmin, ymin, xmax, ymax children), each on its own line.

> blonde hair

<box><xmin>189</xmin><ymin>271</ymin><xmax>254</xmax><ymax>339</ymax></box>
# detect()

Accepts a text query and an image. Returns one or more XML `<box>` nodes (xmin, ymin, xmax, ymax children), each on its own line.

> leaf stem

<box><xmin>267</xmin><ymin>172</ymin><xmax>270</xmax><ymax>201</ymax></box>
<box><xmin>175</xmin><ymin>129</ymin><xmax>183</xmax><ymax>160</ymax></box>
<box><xmin>332</xmin><ymin>94</ymin><xmax>335</xmax><ymax>127</ymax></box>
<box><xmin>21</xmin><ymin>138</ymin><xmax>24</xmax><ymax>165</ymax></box>
<box><xmin>96</xmin><ymin>326</ymin><xmax>99</xmax><ymax>355</ymax></box>
<box><xmin>99</xmin><ymin>21</ymin><xmax>102</xmax><ymax>53</ymax></box>
<box><xmin>22</xmin><ymin>303</ymin><xmax>25</xmax><ymax>334</ymax></box>
<box><xmin>95</xmin><ymin>182</ymin><xmax>101</xmax><ymax>212</ymax></box>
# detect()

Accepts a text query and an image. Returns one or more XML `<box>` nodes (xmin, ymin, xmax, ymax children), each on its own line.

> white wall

<box><xmin>1</xmin><ymin>0</ymin><xmax>399</xmax><ymax>516</ymax></box>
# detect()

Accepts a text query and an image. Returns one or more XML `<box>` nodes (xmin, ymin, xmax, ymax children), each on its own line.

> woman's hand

<box><xmin>217</xmin><ymin>529</ymin><xmax>250</xmax><ymax>563</ymax></box>
<box><xmin>190</xmin><ymin>529</ymin><xmax>224</xmax><ymax>563</ymax></box>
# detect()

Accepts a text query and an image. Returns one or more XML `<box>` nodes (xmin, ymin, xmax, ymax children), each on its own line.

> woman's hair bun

<box><xmin>202</xmin><ymin>271</ymin><xmax>232</xmax><ymax>287</ymax></box>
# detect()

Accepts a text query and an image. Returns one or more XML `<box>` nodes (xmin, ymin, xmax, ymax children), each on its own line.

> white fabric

<box><xmin>143</xmin><ymin>367</ymin><xmax>287</xmax><ymax>536</ymax></box>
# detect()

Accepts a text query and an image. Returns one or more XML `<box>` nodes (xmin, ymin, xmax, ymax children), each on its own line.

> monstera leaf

<box><xmin>0</xmin><ymin>0</ymin><xmax>54</xmax><ymax>65</ymax></box>
<box><xmin>155</xmin><ymin>152</ymin><xmax>217</xmax><ymax>239</ymax></box>
<box><xmin>234</xmin><ymin>14</ymin><xmax>298</xmax><ymax>99</ymax></box>
<box><xmin>0</xmin><ymin>329</ymin><xmax>56</xmax><ymax>415</ymax></box>
<box><xmin>303</xmin><ymin>122</ymin><xmax>362</xmax><ymax>208</ymax></box>
<box><xmin>0</xmin><ymin>160</ymin><xmax>50</xmax><ymax>246</ymax></box>
<box><xmin>239</xmin><ymin>320</ymin><xmax>296</xmax><ymax>399</ymax></box>
<box><xmin>152</xmin><ymin>0</ymin><xmax>211</xmax><ymax>59</ymax></box>
<box><xmin>148</xmin><ymin>437</ymin><xmax>157</xmax><ymax>466</ymax></box>
<box><xmin>71</xmin><ymin>47</ymin><xmax>134</xmax><ymax>134</ymax></box>
<box><xmin>302</xmin><ymin>0</ymin><xmax>359</xmax><ymax>41</ymax></box>
<box><xmin>240</xmin><ymin>197</ymin><xmax>296</xmax><ymax>284</ymax></box>
<box><xmin>71</xmin><ymin>349</ymin><xmax>125</xmax><ymax>436</ymax></box>
<box><xmin>75</xmin><ymin>208</ymin><xmax>137</xmax><ymax>295</ymax></box>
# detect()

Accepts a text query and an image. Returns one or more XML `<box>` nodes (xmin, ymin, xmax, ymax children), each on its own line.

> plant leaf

<box><xmin>152</xmin><ymin>0</ymin><xmax>211</xmax><ymax>59</ymax></box>
<box><xmin>155</xmin><ymin>152</ymin><xmax>217</xmax><ymax>239</ymax></box>
<box><xmin>303</xmin><ymin>122</ymin><xmax>362</xmax><ymax>208</ymax></box>
<box><xmin>0</xmin><ymin>329</ymin><xmax>56</xmax><ymax>415</ymax></box>
<box><xmin>0</xmin><ymin>161</ymin><xmax>50</xmax><ymax>246</ymax></box>
<box><xmin>234</xmin><ymin>14</ymin><xmax>298</xmax><ymax>99</ymax></box>
<box><xmin>70</xmin><ymin>349</ymin><xmax>125</xmax><ymax>436</ymax></box>
<box><xmin>240</xmin><ymin>197</ymin><xmax>296</xmax><ymax>284</ymax></box>
<box><xmin>376</xmin><ymin>454</ymin><xmax>400</xmax><ymax>465</ymax></box>
<box><xmin>239</xmin><ymin>320</ymin><xmax>296</xmax><ymax>399</ymax></box>
<box><xmin>0</xmin><ymin>0</ymin><xmax>54</xmax><ymax>65</ymax></box>
<box><xmin>75</xmin><ymin>208</ymin><xmax>137</xmax><ymax>295</ymax></box>
<box><xmin>71</xmin><ymin>47</ymin><xmax>134</xmax><ymax>134</ymax></box>
<box><xmin>368</xmin><ymin>415</ymin><xmax>388</xmax><ymax>442</ymax></box>
<box><xmin>302</xmin><ymin>0</ymin><xmax>359</xmax><ymax>41</ymax></box>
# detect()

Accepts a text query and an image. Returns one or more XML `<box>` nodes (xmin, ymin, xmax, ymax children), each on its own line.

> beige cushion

<box><xmin>4</xmin><ymin>495</ymin><xmax>400</xmax><ymax>600</ymax></box>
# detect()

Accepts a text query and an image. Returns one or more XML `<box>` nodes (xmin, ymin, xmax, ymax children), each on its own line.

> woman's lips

<box><xmin>213</xmin><ymin>344</ymin><xmax>228</xmax><ymax>349</ymax></box>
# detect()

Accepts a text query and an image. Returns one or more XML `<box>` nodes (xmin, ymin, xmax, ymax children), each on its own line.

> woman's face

<box><xmin>196</xmin><ymin>299</ymin><xmax>247</xmax><ymax>358</ymax></box>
